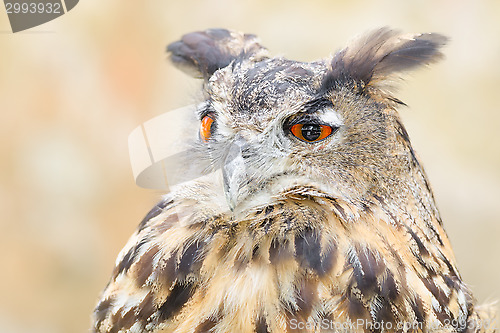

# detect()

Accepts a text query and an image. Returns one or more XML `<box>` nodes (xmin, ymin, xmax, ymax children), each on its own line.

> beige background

<box><xmin>1</xmin><ymin>1</ymin><xmax>499</xmax><ymax>332</ymax></box>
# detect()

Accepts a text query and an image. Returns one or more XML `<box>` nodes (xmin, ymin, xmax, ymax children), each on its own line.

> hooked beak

<box><xmin>222</xmin><ymin>136</ymin><xmax>248</xmax><ymax>211</ymax></box>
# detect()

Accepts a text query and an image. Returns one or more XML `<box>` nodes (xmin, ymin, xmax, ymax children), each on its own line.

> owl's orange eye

<box><xmin>290</xmin><ymin>123</ymin><xmax>333</xmax><ymax>143</ymax></box>
<box><xmin>200</xmin><ymin>113</ymin><xmax>215</xmax><ymax>142</ymax></box>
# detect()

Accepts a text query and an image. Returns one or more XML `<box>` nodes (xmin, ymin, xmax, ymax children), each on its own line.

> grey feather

<box><xmin>324</xmin><ymin>27</ymin><xmax>448</xmax><ymax>91</ymax></box>
<box><xmin>167</xmin><ymin>28</ymin><xmax>268</xmax><ymax>80</ymax></box>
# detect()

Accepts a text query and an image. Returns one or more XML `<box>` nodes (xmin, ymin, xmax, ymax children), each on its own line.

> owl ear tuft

<box><xmin>167</xmin><ymin>29</ymin><xmax>268</xmax><ymax>80</ymax></box>
<box><xmin>323</xmin><ymin>27</ymin><xmax>448</xmax><ymax>92</ymax></box>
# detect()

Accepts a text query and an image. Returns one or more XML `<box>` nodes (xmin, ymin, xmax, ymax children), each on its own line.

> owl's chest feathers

<box><xmin>143</xmin><ymin>197</ymin><xmax>473</xmax><ymax>331</ymax></box>
<box><xmin>98</xmin><ymin>196</ymin><xmax>475</xmax><ymax>333</ymax></box>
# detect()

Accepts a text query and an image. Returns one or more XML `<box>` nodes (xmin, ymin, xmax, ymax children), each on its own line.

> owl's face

<box><xmin>167</xmin><ymin>28</ymin><xmax>446</xmax><ymax>212</ymax></box>
<box><xmin>193</xmin><ymin>58</ymin><xmax>395</xmax><ymax>211</ymax></box>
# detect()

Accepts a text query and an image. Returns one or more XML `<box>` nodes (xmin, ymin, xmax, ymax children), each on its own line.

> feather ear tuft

<box><xmin>167</xmin><ymin>29</ymin><xmax>268</xmax><ymax>80</ymax></box>
<box><xmin>323</xmin><ymin>27</ymin><xmax>448</xmax><ymax>92</ymax></box>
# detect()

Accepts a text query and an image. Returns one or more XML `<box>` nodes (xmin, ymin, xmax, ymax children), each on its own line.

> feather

<box><xmin>323</xmin><ymin>27</ymin><xmax>448</xmax><ymax>92</ymax></box>
<box><xmin>167</xmin><ymin>28</ymin><xmax>268</xmax><ymax>79</ymax></box>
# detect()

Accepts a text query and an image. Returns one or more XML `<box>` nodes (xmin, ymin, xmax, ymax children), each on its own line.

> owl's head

<box><xmin>167</xmin><ymin>28</ymin><xmax>447</xmax><ymax>212</ymax></box>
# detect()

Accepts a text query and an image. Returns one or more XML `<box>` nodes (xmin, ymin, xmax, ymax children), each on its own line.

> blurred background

<box><xmin>0</xmin><ymin>0</ymin><xmax>499</xmax><ymax>332</ymax></box>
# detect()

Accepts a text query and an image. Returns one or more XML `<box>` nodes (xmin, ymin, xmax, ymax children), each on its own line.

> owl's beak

<box><xmin>222</xmin><ymin>136</ymin><xmax>248</xmax><ymax>211</ymax></box>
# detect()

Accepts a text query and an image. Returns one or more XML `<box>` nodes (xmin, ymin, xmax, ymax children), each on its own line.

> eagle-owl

<box><xmin>92</xmin><ymin>28</ymin><xmax>495</xmax><ymax>332</ymax></box>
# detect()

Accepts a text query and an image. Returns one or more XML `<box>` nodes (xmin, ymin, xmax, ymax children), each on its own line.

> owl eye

<box><xmin>290</xmin><ymin>123</ymin><xmax>334</xmax><ymax>143</ymax></box>
<box><xmin>200</xmin><ymin>113</ymin><xmax>215</xmax><ymax>142</ymax></box>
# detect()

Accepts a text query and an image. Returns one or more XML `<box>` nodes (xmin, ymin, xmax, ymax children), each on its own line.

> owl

<box><xmin>92</xmin><ymin>28</ymin><xmax>496</xmax><ymax>332</ymax></box>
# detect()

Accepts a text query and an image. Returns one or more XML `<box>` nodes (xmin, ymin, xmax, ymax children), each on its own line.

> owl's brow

<box><xmin>302</xmin><ymin>97</ymin><xmax>333</xmax><ymax>114</ymax></box>
<box><xmin>196</xmin><ymin>101</ymin><xmax>215</xmax><ymax>119</ymax></box>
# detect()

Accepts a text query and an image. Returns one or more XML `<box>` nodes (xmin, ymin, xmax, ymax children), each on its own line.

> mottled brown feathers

<box><xmin>92</xmin><ymin>28</ymin><xmax>495</xmax><ymax>333</ymax></box>
<box><xmin>93</xmin><ymin>194</ymin><xmax>490</xmax><ymax>332</ymax></box>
